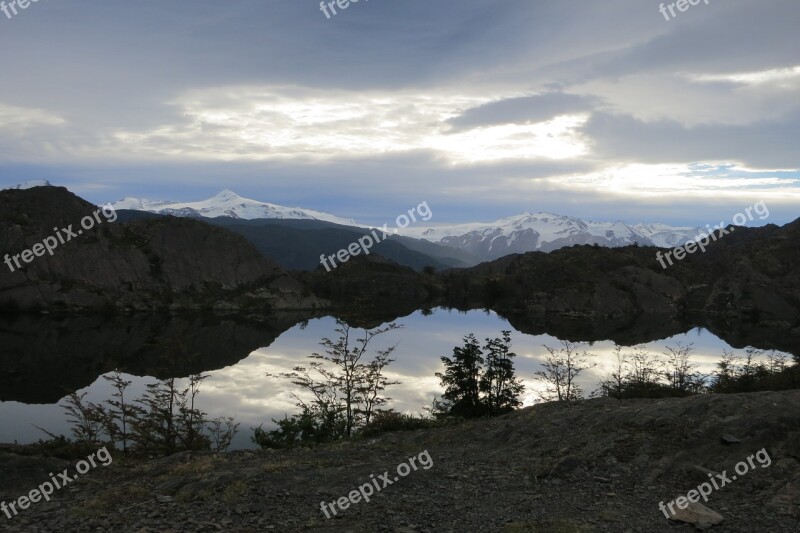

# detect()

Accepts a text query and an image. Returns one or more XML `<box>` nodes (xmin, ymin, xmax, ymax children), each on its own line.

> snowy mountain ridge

<box><xmin>109</xmin><ymin>190</ymin><xmax>702</xmax><ymax>261</ymax></box>
<box><xmin>111</xmin><ymin>189</ymin><xmax>359</xmax><ymax>226</ymax></box>
<box><xmin>403</xmin><ymin>212</ymin><xmax>701</xmax><ymax>260</ymax></box>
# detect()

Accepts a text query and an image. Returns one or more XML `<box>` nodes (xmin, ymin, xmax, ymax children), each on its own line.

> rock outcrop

<box><xmin>0</xmin><ymin>186</ymin><xmax>323</xmax><ymax>312</ymax></box>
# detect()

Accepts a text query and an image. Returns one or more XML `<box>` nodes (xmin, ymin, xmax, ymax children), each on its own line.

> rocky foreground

<box><xmin>2</xmin><ymin>391</ymin><xmax>799</xmax><ymax>532</ymax></box>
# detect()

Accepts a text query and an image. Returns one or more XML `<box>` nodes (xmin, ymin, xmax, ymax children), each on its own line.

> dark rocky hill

<box><xmin>433</xmin><ymin>220</ymin><xmax>800</xmax><ymax>354</ymax></box>
<box><xmin>0</xmin><ymin>186</ymin><xmax>323</xmax><ymax>312</ymax></box>
<box><xmin>305</xmin><ymin>217</ymin><xmax>800</xmax><ymax>354</ymax></box>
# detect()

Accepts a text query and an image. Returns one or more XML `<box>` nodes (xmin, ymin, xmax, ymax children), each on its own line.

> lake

<box><xmin>0</xmin><ymin>308</ymin><xmax>793</xmax><ymax>450</ymax></box>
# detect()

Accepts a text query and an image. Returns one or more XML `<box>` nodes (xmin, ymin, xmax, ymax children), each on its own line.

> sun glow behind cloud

<box><xmin>429</xmin><ymin>114</ymin><xmax>589</xmax><ymax>163</ymax></box>
<box><xmin>690</xmin><ymin>65</ymin><xmax>800</xmax><ymax>87</ymax></box>
<box><xmin>559</xmin><ymin>163</ymin><xmax>800</xmax><ymax>200</ymax></box>
<box><xmin>111</xmin><ymin>88</ymin><xmax>588</xmax><ymax>164</ymax></box>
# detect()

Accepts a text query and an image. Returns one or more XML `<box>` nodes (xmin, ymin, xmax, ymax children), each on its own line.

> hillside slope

<box><xmin>1</xmin><ymin>391</ymin><xmax>798</xmax><ymax>531</ymax></box>
<box><xmin>204</xmin><ymin>217</ymin><xmax>474</xmax><ymax>271</ymax></box>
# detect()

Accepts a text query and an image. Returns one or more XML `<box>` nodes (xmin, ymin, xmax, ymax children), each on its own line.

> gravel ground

<box><xmin>1</xmin><ymin>390</ymin><xmax>798</xmax><ymax>532</ymax></box>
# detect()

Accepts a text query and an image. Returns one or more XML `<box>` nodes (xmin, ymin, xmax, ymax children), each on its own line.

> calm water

<box><xmin>0</xmin><ymin>308</ymin><xmax>792</xmax><ymax>450</ymax></box>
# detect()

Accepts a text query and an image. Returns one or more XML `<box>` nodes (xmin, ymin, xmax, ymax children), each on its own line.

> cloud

<box><xmin>583</xmin><ymin>111</ymin><xmax>800</xmax><ymax>169</ymax></box>
<box><xmin>0</xmin><ymin>0</ymin><xmax>798</xmax><ymax>224</ymax></box>
<box><xmin>445</xmin><ymin>93</ymin><xmax>598</xmax><ymax>131</ymax></box>
<box><xmin>0</xmin><ymin>104</ymin><xmax>64</xmax><ymax>129</ymax></box>
<box><xmin>535</xmin><ymin>0</ymin><xmax>800</xmax><ymax>86</ymax></box>
<box><xmin>2</xmin><ymin>87</ymin><xmax>585</xmax><ymax>165</ymax></box>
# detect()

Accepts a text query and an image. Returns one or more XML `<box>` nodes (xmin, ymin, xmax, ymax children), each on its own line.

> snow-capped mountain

<box><xmin>111</xmin><ymin>190</ymin><xmax>358</xmax><ymax>226</ymax></box>
<box><xmin>110</xmin><ymin>190</ymin><xmax>702</xmax><ymax>262</ymax></box>
<box><xmin>2</xmin><ymin>179</ymin><xmax>53</xmax><ymax>190</ymax></box>
<box><xmin>402</xmin><ymin>212</ymin><xmax>701</xmax><ymax>261</ymax></box>
<box><xmin>630</xmin><ymin>223</ymin><xmax>703</xmax><ymax>249</ymax></box>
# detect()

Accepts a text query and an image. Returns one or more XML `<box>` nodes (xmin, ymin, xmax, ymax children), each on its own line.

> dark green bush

<box><xmin>251</xmin><ymin>407</ymin><xmax>347</xmax><ymax>449</ymax></box>
<box><xmin>358</xmin><ymin>410</ymin><xmax>438</xmax><ymax>437</ymax></box>
<box><xmin>14</xmin><ymin>435</ymin><xmax>102</xmax><ymax>461</ymax></box>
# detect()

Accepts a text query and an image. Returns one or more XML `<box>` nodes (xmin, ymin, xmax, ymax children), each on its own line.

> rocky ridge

<box><xmin>0</xmin><ymin>186</ymin><xmax>324</xmax><ymax>313</ymax></box>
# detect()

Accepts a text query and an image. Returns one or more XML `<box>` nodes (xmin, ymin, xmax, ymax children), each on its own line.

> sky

<box><xmin>0</xmin><ymin>0</ymin><xmax>799</xmax><ymax>226</ymax></box>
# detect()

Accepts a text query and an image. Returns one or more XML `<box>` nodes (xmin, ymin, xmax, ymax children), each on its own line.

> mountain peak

<box><xmin>109</xmin><ymin>190</ymin><xmax>358</xmax><ymax>226</ymax></box>
<box><xmin>212</xmin><ymin>189</ymin><xmax>242</xmax><ymax>201</ymax></box>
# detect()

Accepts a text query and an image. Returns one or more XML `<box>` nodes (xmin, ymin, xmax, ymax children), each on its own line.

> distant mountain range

<box><xmin>110</xmin><ymin>190</ymin><xmax>702</xmax><ymax>264</ymax></box>
<box><xmin>402</xmin><ymin>213</ymin><xmax>701</xmax><ymax>261</ymax></box>
<box><xmin>0</xmin><ymin>182</ymin><xmax>705</xmax><ymax>270</ymax></box>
